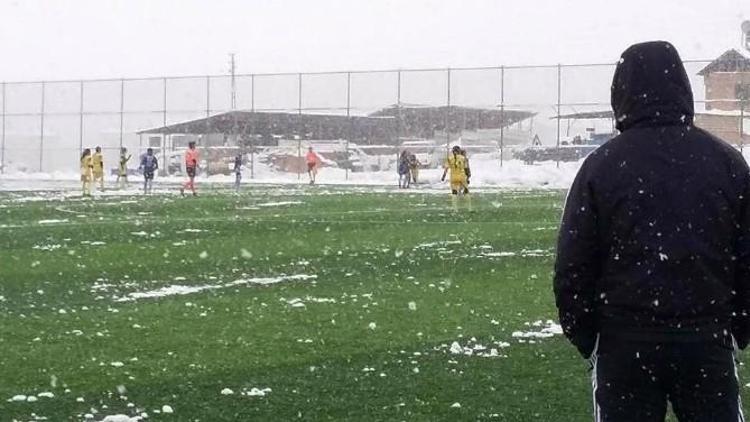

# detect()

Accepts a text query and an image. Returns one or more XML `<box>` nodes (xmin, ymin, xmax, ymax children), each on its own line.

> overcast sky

<box><xmin>0</xmin><ymin>0</ymin><xmax>749</xmax><ymax>82</ymax></box>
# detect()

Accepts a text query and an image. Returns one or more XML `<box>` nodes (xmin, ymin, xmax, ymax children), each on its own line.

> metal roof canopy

<box><xmin>138</xmin><ymin>106</ymin><xmax>536</xmax><ymax>139</ymax></box>
<box><xmin>550</xmin><ymin>110</ymin><xmax>614</xmax><ymax>120</ymax></box>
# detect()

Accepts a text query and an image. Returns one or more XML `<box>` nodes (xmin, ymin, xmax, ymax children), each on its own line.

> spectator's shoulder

<box><xmin>687</xmin><ymin>126</ymin><xmax>750</xmax><ymax>178</ymax></box>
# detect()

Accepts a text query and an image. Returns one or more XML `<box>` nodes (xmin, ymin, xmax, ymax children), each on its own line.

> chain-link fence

<box><xmin>1</xmin><ymin>60</ymin><xmax>748</xmax><ymax>181</ymax></box>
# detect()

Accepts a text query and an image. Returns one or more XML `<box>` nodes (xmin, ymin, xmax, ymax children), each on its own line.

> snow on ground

<box><xmin>0</xmin><ymin>157</ymin><xmax>582</xmax><ymax>191</ymax></box>
<box><xmin>115</xmin><ymin>274</ymin><xmax>317</xmax><ymax>302</ymax></box>
<box><xmin>434</xmin><ymin>320</ymin><xmax>563</xmax><ymax>359</ymax></box>
<box><xmin>511</xmin><ymin>320</ymin><xmax>564</xmax><ymax>341</ymax></box>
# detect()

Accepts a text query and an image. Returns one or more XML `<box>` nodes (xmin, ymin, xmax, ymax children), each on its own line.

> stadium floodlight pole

<box><xmin>1</xmin><ymin>82</ymin><xmax>5</xmax><ymax>175</ymax></box>
<box><xmin>119</xmin><ymin>79</ymin><xmax>125</xmax><ymax>151</ymax></box>
<box><xmin>556</xmin><ymin>64</ymin><xmax>562</xmax><ymax>169</ymax></box>
<box><xmin>39</xmin><ymin>81</ymin><xmax>45</xmax><ymax>172</ymax></box>
<box><xmin>500</xmin><ymin>65</ymin><xmax>505</xmax><ymax>167</ymax></box>
<box><xmin>346</xmin><ymin>71</ymin><xmax>351</xmax><ymax>181</ymax></box>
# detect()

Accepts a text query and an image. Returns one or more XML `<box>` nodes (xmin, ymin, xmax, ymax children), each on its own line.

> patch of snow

<box><xmin>116</xmin><ymin>274</ymin><xmax>317</xmax><ymax>302</ymax></box>
<box><xmin>38</xmin><ymin>219</ymin><xmax>69</xmax><ymax>224</ymax></box>
<box><xmin>511</xmin><ymin>320</ymin><xmax>563</xmax><ymax>339</ymax></box>
<box><xmin>256</xmin><ymin>201</ymin><xmax>302</xmax><ymax>207</ymax></box>
<box><xmin>241</xmin><ymin>387</ymin><xmax>272</xmax><ymax>397</ymax></box>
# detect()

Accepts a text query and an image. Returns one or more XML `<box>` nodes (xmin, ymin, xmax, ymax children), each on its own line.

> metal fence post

<box><xmin>298</xmin><ymin>73</ymin><xmax>302</xmax><ymax>181</ymax></box>
<box><xmin>205</xmin><ymin>75</ymin><xmax>212</xmax><ymax>177</ymax></box>
<box><xmin>119</xmin><ymin>79</ymin><xmax>125</xmax><ymax>152</ymax></box>
<box><xmin>346</xmin><ymin>71</ymin><xmax>351</xmax><ymax>181</ymax></box>
<box><xmin>556</xmin><ymin>64</ymin><xmax>562</xmax><ymax>169</ymax></box>
<box><xmin>205</xmin><ymin>75</ymin><xmax>211</xmax><ymax>119</ymax></box>
<box><xmin>250</xmin><ymin>74</ymin><xmax>255</xmax><ymax>179</ymax></box>
<box><xmin>397</xmin><ymin>70</ymin><xmax>402</xmax><ymax>145</ymax></box>
<box><xmin>162</xmin><ymin>77</ymin><xmax>167</xmax><ymax>176</ymax></box>
<box><xmin>500</xmin><ymin>66</ymin><xmax>505</xmax><ymax>167</ymax></box>
<box><xmin>741</xmin><ymin>101</ymin><xmax>745</xmax><ymax>153</ymax></box>
<box><xmin>446</xmin><ymin>68</ymin><xmax>451</xmax><ymax>152</ymax></box>
<box><xmin>1</xmin><ymin>82</ymin><xmax>5</xmax><ymax>174</ymax></box>
<box><xmin>79</xmin><ymin>81</ymin><xmax>84</xmax><ymax>159</ymax></box>
<box><xmin>39</xmin><ymin>82</ymin><xmax>45</xmax><ymax>172</ymax></box>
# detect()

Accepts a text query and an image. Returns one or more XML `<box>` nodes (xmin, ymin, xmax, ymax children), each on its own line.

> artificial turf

<box><xmin>0</xmin><ymin>186</ymin><xmax>732</xmax><ymax>421</ymax></box>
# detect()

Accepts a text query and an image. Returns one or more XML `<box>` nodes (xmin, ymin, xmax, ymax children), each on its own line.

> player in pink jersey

<box><xmin>306</xmin><ymin>146</ymin><xmax>319</xmax><ymax>185</ymax></box>
<box><xmin>180</xmin><ymin>141</ymin><xmax>199</xmax><ymax>196</ymax></box>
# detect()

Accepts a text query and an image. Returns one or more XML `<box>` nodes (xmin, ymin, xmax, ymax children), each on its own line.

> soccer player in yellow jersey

<box><xmin>80</xmin><ymin>148</ymin><xmax>93</xmax><ymax>197</ymax></box>
<box><xmin>441</xmin><ymin>145</ymin><xmax>471</xmax><ymax>211</ymax></box>
<box><xmin>92</xmin><ymin>146</ymin><xmax>105</xmax><ymax>191</ymax></box>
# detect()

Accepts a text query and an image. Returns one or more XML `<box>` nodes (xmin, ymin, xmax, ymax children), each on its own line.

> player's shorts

<box><xmin>186</xmin><ymin>166</ymin><xmax>196</xmax><ymax>178</ymax></box>
<box><xmin>307</xmin><ymin>162</ymin><xmax>316</xmax><ymax>171</ymax></box>
<box><xmin>81</xmin><ymin>174</ymin><xmax>91</xmax><ymax>182</ymax></box>
<box><xmin>450</xmin><ymin>179</ymin><xmax>468</xmax><ymax>193</ymax></box>
<box><xmin>144</xmin><ymin>171</ymin><xmax>154</xmax><ymax>180</ymax></box>
<box><xmin>92</xmin><ymin>171</ymin><xmax>103</xmax><ymax>179</ymax></box>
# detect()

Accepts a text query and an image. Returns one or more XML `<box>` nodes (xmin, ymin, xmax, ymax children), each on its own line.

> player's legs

<box><xmin>461</xmin><ymin>182</ymin><xmax>472</xmax><ymax>211</ymax></box>
<box><xmin>82</xmin><ymin>175</ymin><xmax>91</xmax><ymax>196</ymax></box>
<box><xmin>94</xmin><ymin>172</ymin><xmax>104</xmax><ymax>190</ymax></box>
<box><xmin>669</xmin><ymin>339</ymin><xmax>742</xmax><ymax>422</ymax></box>
<box><xmin>593</xmin><ymin>337</ymin><xmax>668</xmax><ymax>422</ymax></box>
<box><xmin>450</xmin><ymin>182</ymin><xmax>460</xmax><ymax>211</ymax></box>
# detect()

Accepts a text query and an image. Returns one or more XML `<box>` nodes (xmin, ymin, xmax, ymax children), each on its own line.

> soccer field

<box><xmin>0</xmin><ymin>186</ymin><xmax>742</xmax><ymax>421</ymax></box>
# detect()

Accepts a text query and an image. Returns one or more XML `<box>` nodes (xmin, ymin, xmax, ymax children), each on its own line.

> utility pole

<box><xmin>229</xmin><ymin>53</ymin><xmax>237</xmax><ymax>110</ymax></box>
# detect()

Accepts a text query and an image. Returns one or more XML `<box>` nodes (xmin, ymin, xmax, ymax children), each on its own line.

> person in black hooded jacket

<box><xmin>554</xmin><ymin>41</ymin><xmax>750</xmax><ymax>421</ymax></box>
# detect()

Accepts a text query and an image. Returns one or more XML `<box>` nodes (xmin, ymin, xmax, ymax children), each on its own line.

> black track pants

<box><xmin>591</xmin><ymin>336</ymin><xmax>744</xmax><ymax>422</ymax></box>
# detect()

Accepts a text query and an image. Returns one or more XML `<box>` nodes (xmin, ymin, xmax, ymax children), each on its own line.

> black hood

<box><xmin>611</xmin><ymin>41</ymin><xmax>694</xmax><ymax>132</ymax></box>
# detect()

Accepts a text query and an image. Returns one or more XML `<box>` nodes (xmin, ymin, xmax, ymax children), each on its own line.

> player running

<box><xmin>306</xmin><ymin>146</ymin><xmax>320</xmax><ymax>185</ymax></box>
<box><xmin>92</xmin><ymin>146</ymin><xmax>105</xmax><ymax>191</ymax></box>
<box><xmin>233</xmin><ymin>154</ymin><xmax>243</xmax><ymax>193</ymax></box>
<box><xmin>117</xmin><ymin>147</ymin><xmax>131</xmax><ymax>189</ymax></box>
<box><xmin>139</xmin><ymin>148</ymin><xmax>158</xmax><ymax>195</ymax></box>
<box><xmin>80</xmin><ymin>148</ymin><xmax>93</xmax><ymax>197</ymax></box>
<box><xmin>441</xmin><ymin>145</ymin><xmax>471</xmax><ymax>211</ymax></box>
<box><xmin>180</xmin><ymin>141</ymin><xmax>199</xmax><ymax>196</ymax></box>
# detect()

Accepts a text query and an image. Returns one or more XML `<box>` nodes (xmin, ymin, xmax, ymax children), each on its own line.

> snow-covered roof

<box><xmin>698</xmin><ymin>49</ymin><xmax>750</xmax><ymax>76</ymax></box>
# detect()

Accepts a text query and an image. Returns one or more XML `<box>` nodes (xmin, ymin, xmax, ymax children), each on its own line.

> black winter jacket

<box><xmin>553</xmin><ymin>41</ymin><xmax>750</xmax><ymax>358</ymax></box>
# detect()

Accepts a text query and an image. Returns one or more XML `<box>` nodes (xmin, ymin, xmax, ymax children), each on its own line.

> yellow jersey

<box><xmin>80</xmin><ymin>156</ymin><xmax>93</xmax><ymax>176</ymax></box>
<box><xmin>92</xmin><ymin>153</ymin><xmax>104</xmax><ymax>174</ymax></box>
<box><xmin>444</xmin><ymin>154</ymin><xmax>467</xmax><ymax>182</ymax></box>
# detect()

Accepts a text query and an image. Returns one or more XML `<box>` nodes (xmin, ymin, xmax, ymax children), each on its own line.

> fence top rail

<box><xmin>0</xmin><ymin>59</ymin><xmax>715</xmax><ymax>86</ymax></box>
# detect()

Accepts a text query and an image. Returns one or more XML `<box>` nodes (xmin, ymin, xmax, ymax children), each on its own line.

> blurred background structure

<box><xmin>1</xmin><ymin>49</ymin><xmax>748</xmax><ymax>179</ymax></box>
